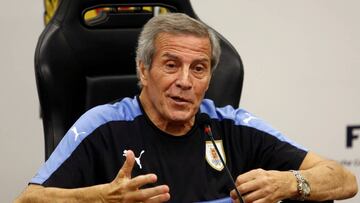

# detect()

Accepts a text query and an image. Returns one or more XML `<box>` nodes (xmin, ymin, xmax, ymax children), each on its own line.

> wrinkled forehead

<box><xmin>154</xmin><ymin>31</ymin><xmax>210</xmax><ymax>46</ymax></box>
<box><xmin>153</xmin><ymin>32</ymin><xmax>212</xmax><ymax>60</ymax></box>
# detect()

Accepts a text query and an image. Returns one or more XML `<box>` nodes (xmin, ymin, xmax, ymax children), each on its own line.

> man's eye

<box><xmin>191</xmin><ymin>64</ymin><xmax>209</xmax><ymax>78</ymax></box>
<box><xmin>165</xmin><ymin>61</ymin><xmax>178</xmax><ymax>70</ymax></box>
<box><xmin>166</xmin><ymin>63</ymin><xmax>176</xmax><ymax>68</ymax></box>
<box><xmin>194</xmin><ymin>66</ymin><xmax>205</xmax><ymax>72</ymax></box>
<box><xmin>192</xmin><ymin>65</ymin><xmax>208</xmax><ymax>74</ymax></box>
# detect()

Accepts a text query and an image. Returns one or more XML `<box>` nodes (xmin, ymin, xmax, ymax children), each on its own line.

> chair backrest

<box><xmin>35</xmin><ymin>0</ymin><xmax>244</xmax><ymax>160</ymax></box>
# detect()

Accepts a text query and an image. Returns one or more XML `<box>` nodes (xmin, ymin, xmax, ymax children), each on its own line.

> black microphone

<box><xmin>198</xmin><ymin>114</ymin><xmax>245</xmax><ymax>203</ymax></box>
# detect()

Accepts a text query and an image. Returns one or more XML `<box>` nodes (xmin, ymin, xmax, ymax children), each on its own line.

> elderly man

<box><xmin>16</xmin><ymin>13</ymin><xmax>357</xmax><ymax>203</ymax></box>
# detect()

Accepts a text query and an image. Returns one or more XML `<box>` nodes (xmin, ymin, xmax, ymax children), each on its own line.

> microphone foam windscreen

<box><xmin>197</xmin><ymin>113</ymin><xmax>211</xmax><ymax>126</ymax></box>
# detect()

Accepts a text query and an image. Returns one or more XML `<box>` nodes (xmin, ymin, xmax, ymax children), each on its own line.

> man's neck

<box><xmin>139</xmin><ymin>93</ymin><xmax>195</xmax><ymax>136</ymax></box>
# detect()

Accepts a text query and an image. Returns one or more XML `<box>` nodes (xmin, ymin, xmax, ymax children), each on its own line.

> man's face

<box><xmin>139</xmin><ymin>32</ymin><xmax>212</xmax><ymax>125</ymax></box>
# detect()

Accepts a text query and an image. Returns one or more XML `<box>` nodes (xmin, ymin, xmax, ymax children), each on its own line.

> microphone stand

<box><xmin>204</xmin><ymin>125</ymin><xmax>245</xmax><ymax>203</ymax></box>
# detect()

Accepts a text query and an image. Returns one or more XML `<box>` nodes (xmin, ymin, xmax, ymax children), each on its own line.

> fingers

<box><xmin>112</xmin><ymin>150</ymin><xmax>171</xmax><ymax>202</ymax></box>
<box><xmin>231</xmin><ymin>169</ymin><xmax>287</xmax><ymax>203</ymax></box>
<box><xmin>241</xmin><ymin>189</ymin><xmax>267</xmax><ymax>203</ymax></box>
<box><xmin>127</xmin><ymin>174</ymin><xmax>158</xmax><ymax>190</ymax></box>
<box><xmin>116</xmin><ymin>150</ymin><xmax>135</xmax><ymax>180</ymax></box>
<box><xmin>145</xmin><ymin>193</ymin><xmax>171</xmax><ymax>203</ymax></box>
<box><xmin>125</xmin><ymin>185</ymin><xmax>170</xmax><ymax>202</ymax></box>
<box><xmin>235</xmin><ymin>169</ymin><xmax>264</xmax><ymax>186</ymax></box>
<box><xmin>230</xmin><ymin>169</ymin><xmax>262</xmax><ymax>200</ymax></box>
<box><xmin>230</xmin><ymin>177</ymin><xmax>259</xmax><ymax>199</ymax></box>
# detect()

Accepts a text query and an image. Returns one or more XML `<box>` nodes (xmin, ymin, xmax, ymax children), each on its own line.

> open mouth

<box><xmin>170</xmin><ymin>96</ymin><xmax>190</xmax><ymax>103</ymax></box>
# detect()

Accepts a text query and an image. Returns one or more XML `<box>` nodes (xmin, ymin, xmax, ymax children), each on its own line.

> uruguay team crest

<box><xmin>205</xmin><ymin>140</ymin><xmax>226</xmax><ymax>171</ymax></box>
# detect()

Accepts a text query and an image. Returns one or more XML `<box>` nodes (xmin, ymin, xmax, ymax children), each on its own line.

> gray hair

<box><xmin>135</xmin><ymin>13</ymin><xmax>221</xmax><ymax>85</ymax></box>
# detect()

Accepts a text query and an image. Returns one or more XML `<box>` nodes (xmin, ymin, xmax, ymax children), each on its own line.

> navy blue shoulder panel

<box><xmin>200</xmin><ymin>99</ymin><xmax>307</xmax><ymax>151</ymax></box>
<box><xmin>30</xmin><ymin>97</ymin><xmax>142</xmax><ymax>184</ymax></box>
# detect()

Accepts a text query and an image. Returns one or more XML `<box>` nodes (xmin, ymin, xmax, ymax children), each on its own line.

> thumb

<box><xmin>115</xmin><ymin>150</ymin><xmax>135</xmax><ymax>181</ymax></box>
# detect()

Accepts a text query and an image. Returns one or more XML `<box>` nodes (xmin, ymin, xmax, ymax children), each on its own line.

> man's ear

<box><xmin>138</xmin><ymin>61</ymin><xmax>148</xmax><ymax>87</ymax></box>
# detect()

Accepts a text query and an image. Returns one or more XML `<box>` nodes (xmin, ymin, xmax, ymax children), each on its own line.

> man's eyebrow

<box><xmin>161</xmin><ymin>53</ymin><xmax>210</xmax><ymax>64</ymax></box>
<box><xmin>161</xmin><ymin>53</ymin><xmax>180</xmax><ymax>60</ymax></box>
<box><xmin>194</xmin><ymin>58</ymin><xmax>210</xmax><ymax>64</ymax></box>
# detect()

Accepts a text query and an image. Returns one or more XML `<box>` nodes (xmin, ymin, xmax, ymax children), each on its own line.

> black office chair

<box><xmin>35</xmin><ymin>0</ymin><xmax>244</xmax><ymax>160</ymax></box>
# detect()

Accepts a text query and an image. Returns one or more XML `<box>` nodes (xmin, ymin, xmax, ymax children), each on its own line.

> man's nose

<box><xmin>175</xmin><ymin>67</ymin><xmax>192</xmax><ymax>90</ymax></box>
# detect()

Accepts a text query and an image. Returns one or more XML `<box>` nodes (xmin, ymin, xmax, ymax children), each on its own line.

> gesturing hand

<box><xmin>230</xmin><ymin>169</ymin><xmax>296</xmax><ymax>203</ymax></box>
<box><xmin>99</xmin><ymin>150</ymin><xmax>170</xmax><ymax>203</ymax></box>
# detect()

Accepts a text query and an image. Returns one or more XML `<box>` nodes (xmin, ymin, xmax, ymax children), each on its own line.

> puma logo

<box><xmin>123</xmin><ymin>150</ymin><xmax>145</xmax><ymax>169</ymax></box>
<box><xmin>243</xmin><ymin>113</ymin><xmax>258</xmax><ymax>124</ymax></box>
<box><xmin>70</xmin><ymin>127</ymin><xmax>86</xmax><ymax>141</ymax></box>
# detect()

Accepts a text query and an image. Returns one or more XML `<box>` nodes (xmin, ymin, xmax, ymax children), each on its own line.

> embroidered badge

<box><xmin>205</xmin><ymin>140</ymin><xmax>226</xmax><ymax>171</ymax></box>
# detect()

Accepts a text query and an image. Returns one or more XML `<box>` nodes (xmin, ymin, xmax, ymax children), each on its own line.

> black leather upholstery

<box><xmin>35</xmin><ymin>0</ymin><xmax>244</xmax><ymax>160</ymax></box>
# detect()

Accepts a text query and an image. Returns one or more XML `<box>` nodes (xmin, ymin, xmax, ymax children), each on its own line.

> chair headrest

<box><xmin>53</xmin><ymin>0</ymin><xmax>197</xmax><ymax>26</ymax></box>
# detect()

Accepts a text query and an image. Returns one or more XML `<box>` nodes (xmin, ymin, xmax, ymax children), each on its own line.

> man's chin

<box><xmin>167</xmin><ymin>112</ymin><xmax>194</xmax><ymax>123</ymax></box>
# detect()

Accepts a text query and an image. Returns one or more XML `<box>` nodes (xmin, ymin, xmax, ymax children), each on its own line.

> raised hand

<box><xmin>99</xmin><ymin>150</ymin><xmax>171</xmax><ymax>203</ymax></box>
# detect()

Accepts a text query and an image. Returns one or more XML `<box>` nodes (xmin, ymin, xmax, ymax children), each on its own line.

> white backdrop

<box><xmin>192</xmin><ymin>1</ymin><xmax>360</xmax><ymax>202</ymax></box>
<box><xmin>0</xmin><ymin>0</ymin><xmax>359</xmax><ymax>202</ymax></box>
